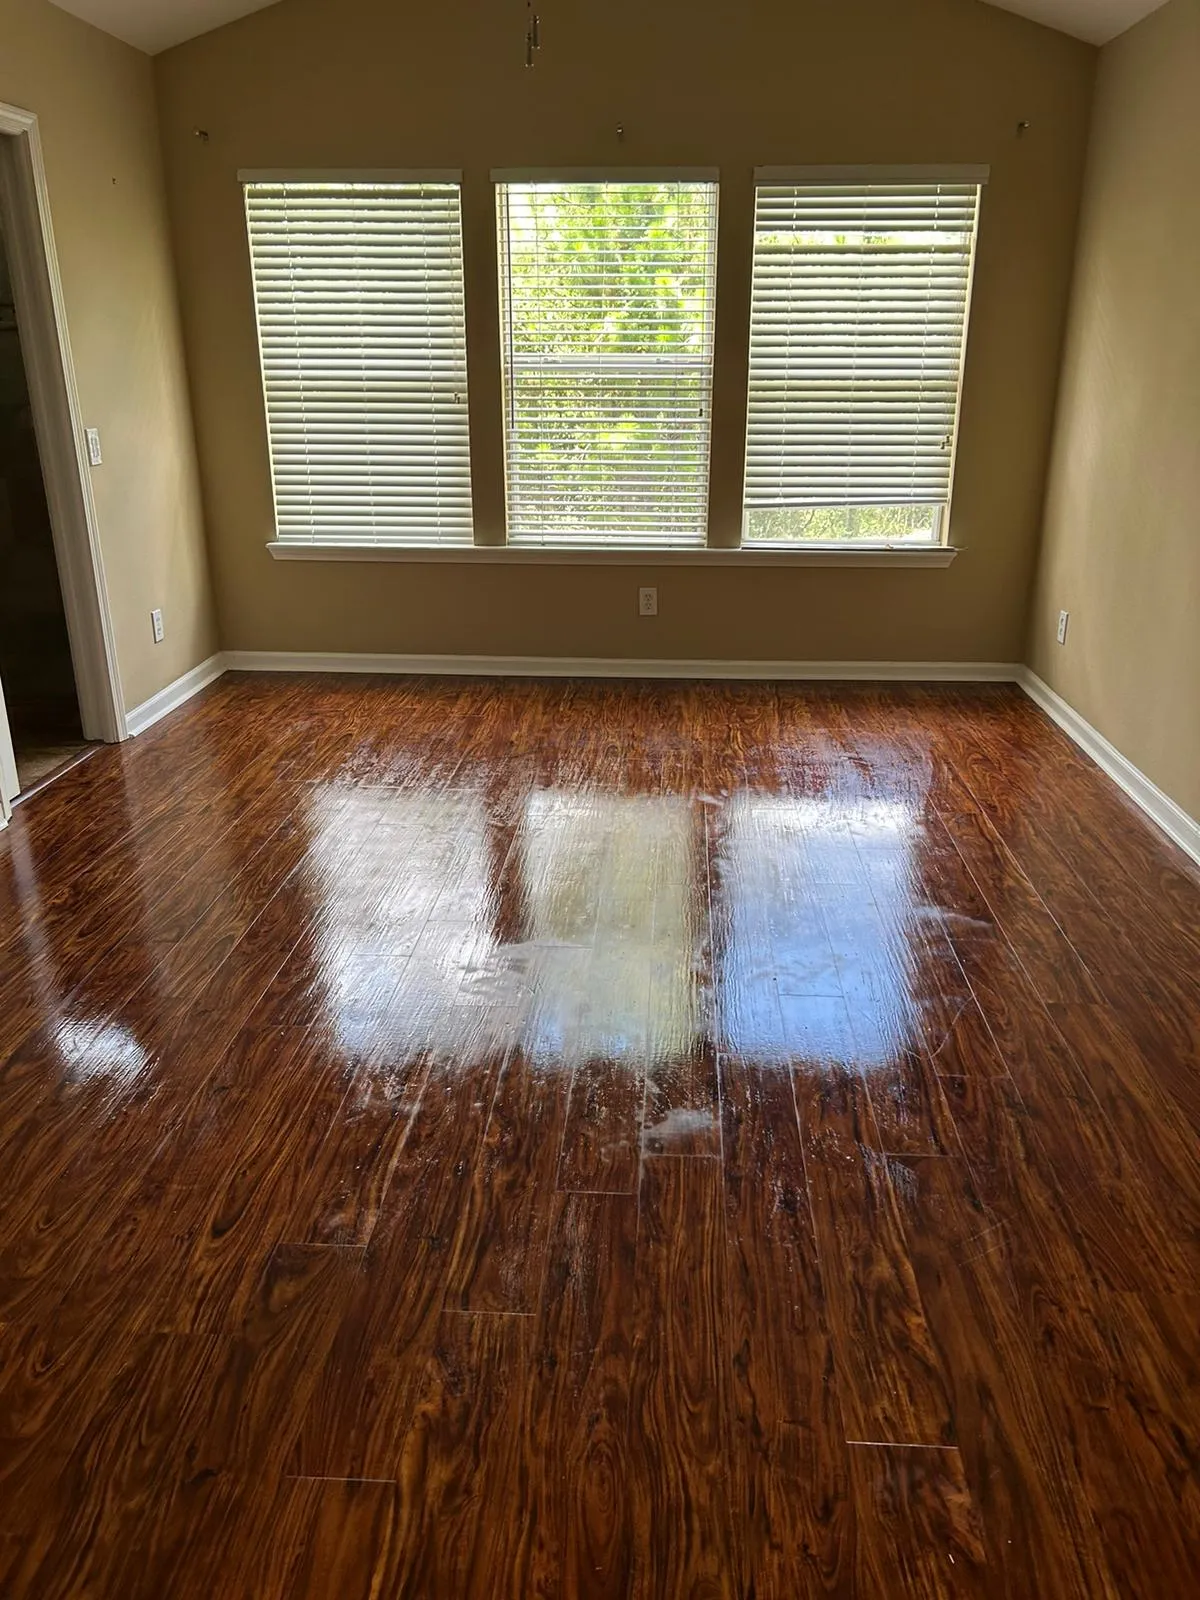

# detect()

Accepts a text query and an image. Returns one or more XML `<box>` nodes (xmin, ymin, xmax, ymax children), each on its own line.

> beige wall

<box><xmin>1028</xmin><ymin>0</ymin><xmax>1199</xmax><ymax>821</ymax></box>
<box><xmin>155</xmin><ymin>0</ymin><xmax>1093</xmax><ymax>664</ymax></box>
<box><xmin>0</xmin><ymin>0</ymin><xmax>216</xmax><ymax>715</ymax></box>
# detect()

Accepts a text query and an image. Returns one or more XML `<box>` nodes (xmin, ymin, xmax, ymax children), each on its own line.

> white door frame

<box><xmin>0</xmin><ymin>676</ymin><xmax>19</xmax><ymax>822</ymax></box>
<box><xmin>0</xmin><ymin>98</ymin><xmax>126</xmax><ymax>827</ymax></box>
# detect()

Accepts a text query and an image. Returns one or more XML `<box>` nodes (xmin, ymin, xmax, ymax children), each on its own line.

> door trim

<box><xmin>0</xmin><ymin>675</ymin><xmax>18</xmax><ymax>822</ymax></box>
<box><xmin>0</xmin><ymin>99</ymin><xmax>126</xmax><ymax>750</ymax></box>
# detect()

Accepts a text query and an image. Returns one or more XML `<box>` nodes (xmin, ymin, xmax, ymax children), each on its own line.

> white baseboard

<box><xmin>222</xmin><ymin>650</ymin><xmax>1022</xmax><ymax>683</ymax></box>
<box><xmin>1018</xmin><ymin>668</ymin><xmax>1200</xmax><ymax>868</ymax></box>
<box><xmin>124</xmin><ymin>651</ymin><xmax>227</xmax><ymax>737</ymax></box>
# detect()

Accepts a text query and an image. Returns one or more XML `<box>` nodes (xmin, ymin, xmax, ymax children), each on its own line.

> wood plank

<box><xmin>385</xmin><ymin>1311</ymin><xmax>533</xmax><ymax>1597</ymax></box>
<box><xmin>520</xmin><ymin>1190</ymin><xmax>638</xmax><ymax>1599</ymax></box>
<box><xmin>629</xmin><ymin>1155</ymin><xmax>738</xmax><ymax>1598</ymax></box>
<box><xmin>1047</xmin><ymin>1002</ymin><xmax>1200</xmax><ymax>1267</ymax></box>
<box><xmin>443</xmin><ymin>1043</ymin><xmax>572</xmax><ymax>1313</ymax></box>
<box><xmin>862</xmin><ymin>1044</ymin><xmax>963</xmax><ymax>1157</ymax></box>
<box><xmin>556</xmin><ymin>1050</ymin><xmax>645</xmax><ymax>1192</ymax></box>
<box><xmin>642</xmin><ymin>1038</ymin><xmax>722</xmax><ymax>1157</ymax></box>
<box><xmin>795</xmin><ymin>1066</ymin><xmax>956</xmax><ymax>1449</ymax></box>
<box><xmin>887</xmin><ymin>1151</ymin><xmax>1118</xmax><ymax>1599</ymax></box>
<box><xmin>847</xmin><ymin>1442</ymin><xmax>987</xmax><ymax>1598</ymax></box>
<box><xmin>275</xmin><ymin>1478</ymin><xmax>402</xmax><ymax>1600</ymax></box>
<box><xmin>280</xmin><ymin>1047</ymin><xmax>427</xmax><ymax>1246</ymax></box>
<box><xmin>1027</xmin><ymin>1284</ymin><xmax>1200</xmax><ymax>1600</ymax></box>
<box><xmin>0</xmin><ymin>1311</ymin><xmax>146</xmax><ymax>1537</ymax></box>
<box><xmin>722</xmin><ymin>1051</ymin><xmax>851</xmax><ymax>1596</ymax></box>
<box><xmin>292</xmin><ymin>1052</ymin><xmax>505</xmax><ymax>1479</ymax></box>
<box><xmin>934</xmin><ymin>796</ymin><xmax>1102</xmax><ymax>1005</ymax></box>
<box><xmin>951</xmin><ymin>975</ymin><xmax>1197</xmax><ymax>1294</ymax></box>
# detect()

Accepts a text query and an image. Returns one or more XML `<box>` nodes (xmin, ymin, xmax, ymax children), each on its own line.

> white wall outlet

<box><xmin>151</xmin><ymin>608</ymin><xmax>165</xmax><ymax>643</ymax></box>
<box><xmin>639</xmin><ymin>586</ymin><xmax>658</xmax><ymax>617</ymax></box>
<box><xmin>85</xmin><ymin>427</ymin><xmax>103</xmax><ymax>466</ymax></box>
<box><xmin>1057</xmin><ymin>609</ymin><xmax>1070</xmax><ymax>645</ymax></box>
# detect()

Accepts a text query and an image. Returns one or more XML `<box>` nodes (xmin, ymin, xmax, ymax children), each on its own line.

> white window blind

<box><xmin>743</xmin><ymin>176</ymin><xmax>982</xmax><ymax>546</ymax></box>
<box><xmin>496</xmin><ymin>179</ymin><xmax>719</xmax><ymax>548</ymax></box>
<box><xmin>243</xmin><ymin>179</ymin><xmax>473</xmax><ymax>547</ymax></box>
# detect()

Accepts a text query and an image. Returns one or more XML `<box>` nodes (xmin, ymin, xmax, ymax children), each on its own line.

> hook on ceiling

<box><xmin>525</xmin><ymin>1</ymin><xmax>542</xmax><ymax>67</ymax></box>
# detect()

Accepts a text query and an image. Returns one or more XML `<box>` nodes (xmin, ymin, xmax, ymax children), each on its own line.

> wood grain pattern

<box><xmin>3</xmin><ymin>1243</ymin><xmax>362</xmax><ymax>1598</ymax></box>
<box><xmin>388</xmin><ymin>1311</ymin><xmax>533</xmax><ymax>1598</ymax></box>
<box><xmin>291</xmin><ymin>1051</ymin><xmax>502</xmax><ymax>1481</ymax></box>
<box><xmin>2</xmin><ymin>674</ymin><xmax>1200</xmax><ymax>1594</ymax></box>
<box><xmin>795</xmin><ymin>1062</ymin><xmax>956</xmax><ymax>1450</ymax></box>
<box><xmin>444</xmin><ymin>1044</ymin><xmax>572</xmax><ymax>1313</ymax></box>
<box><xmin>630</xmin><ymin>1155</ymin><xmax>738</xmax><ymax>1598</ymax></box>
<box><xmin>887</xmin><ymin>1150</ymin><xmax>1117</xmax><ymax>1600</ymax></box>
<box><xmin>847</xmin><ymin>1441</ymin><xmax>987</xmax><ymax>1598</ymax></box>
<box><xmin>722</xmin><ymin>1050</ymin><xmax>851</xmax><ymax>1596</ymax></box>
<box><xmin>523</xmin><ymin>1190</ymin><xmax>638</xmax><ymax>1598</ymax></box>
<box><xmin>557</xmin><ymin>1050</ymin><xmax>646</xmax><ymax>1192</ymax></box>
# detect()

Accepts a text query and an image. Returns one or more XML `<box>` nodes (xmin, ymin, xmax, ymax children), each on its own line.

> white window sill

<box><xmin>267</xmin><ymin>541</ymin><xmax>959</xmax><ymax>569</ymax></box>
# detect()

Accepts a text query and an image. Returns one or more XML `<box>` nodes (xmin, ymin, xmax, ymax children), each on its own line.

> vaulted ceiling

<box><xmin>981</xmin><ymin>0</ymin><xmax>1165</xmax><ymax>44</ymax></box>
<box><xmin>50</xmin><ymin>0</ymin><xmax>282</xmax><ymax>55</ymax></box>
<box><xmin>49</xmin><ymin>0</ymin><xmax>1168</xmax><ymax>56</ymax></box>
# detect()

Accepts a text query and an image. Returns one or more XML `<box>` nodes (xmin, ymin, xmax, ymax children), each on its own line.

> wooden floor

<box><xmin>1</xmin><ymin>674</ymin><xmax>1198</xmax><ymax>1598</ymax></box>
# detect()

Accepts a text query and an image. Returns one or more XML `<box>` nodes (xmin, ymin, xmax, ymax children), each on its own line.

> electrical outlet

<box><xmin>1057</xmin><ymin>609</ymin><xmax>1070</xmax><ymax>645</ymax></box>
<box><xmin>85</xmin><ymin>427</ymin><xmax>103</xmax><ymax>466</ymax></box>
<box><xmin>151</xmin><ymin>608</ymin><xmax>165</xmax><ymax>644</ymax></box>
<box><xmin>639</xmin><ymin>586</ymin><xmax>658</xmax><ymax>617</ymax></box>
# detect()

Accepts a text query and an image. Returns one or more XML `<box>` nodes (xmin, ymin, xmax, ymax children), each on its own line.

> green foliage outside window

<box><xmin>745</xmin><ymin>505</ymin><xmax>939</xmax><ymax>544</ymax></box>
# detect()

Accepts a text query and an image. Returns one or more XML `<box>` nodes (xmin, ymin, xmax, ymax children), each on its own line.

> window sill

<box><xmin>267</xmin><ymin>541</ymin><xmax>959</xmax><ymax>569</ymax></box>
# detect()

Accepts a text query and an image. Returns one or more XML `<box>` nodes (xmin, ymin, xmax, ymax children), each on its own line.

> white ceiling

<box><xmin>50</xmin><ymin>0</ymin><xmax>1169</xmax><ymax>55</ymax></box>
<box><xmin>50</xmin><ymin>0</ymin><xmax>282</xmax><ymax>55</ymax></box>
<box><xmin>981</xmin><ymin>0</ymin><xmax>1166</xmax><ymax>44</ymax></box>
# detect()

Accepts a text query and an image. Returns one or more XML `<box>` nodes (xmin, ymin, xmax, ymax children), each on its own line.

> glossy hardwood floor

<box><xmin>1</xmin><ymin>673</ymin><xmax>1198</xmax><ymax>1598</ymax></box>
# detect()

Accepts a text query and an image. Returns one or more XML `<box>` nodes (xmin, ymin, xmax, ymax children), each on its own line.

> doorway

<box><xmin>0</xmin><ymin>100</ymin><xmax>126</xmax><ymax>825</ymax></box>
<box><xmin>0</xmin><ymin>220</ymin><xmax>89</xmax><ymax>796</ymax></box>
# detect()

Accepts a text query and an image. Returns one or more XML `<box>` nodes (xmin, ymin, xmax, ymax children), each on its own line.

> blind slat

<box><xmin>245</xmin><ymin>180</ymin><xmax>473</xmax><ymax>547</ymax></box>
<box><xmin>743</xmin><ymin>180</ymin><xmax>980</xmax><ymax>544</ymax></box>
<box><xmin>497</xmin><ymin>180</ymin><xmax>718</xmax><ymax>550</ymax></box>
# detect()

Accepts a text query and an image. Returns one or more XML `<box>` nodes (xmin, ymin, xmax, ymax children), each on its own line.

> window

<box><xmin>243</xmin><ymin>176</ymin><xmax>472</xmax><ymax>547</ymax></box>
<box><xmin>743</xmin><ymin>171</ymin><xmax>983</xmax><ymax>547</ymax></box>
<box><xmin>496</xmin><ymin>176</ymin><xmax>719</xmax><ymax>548</ymax></box>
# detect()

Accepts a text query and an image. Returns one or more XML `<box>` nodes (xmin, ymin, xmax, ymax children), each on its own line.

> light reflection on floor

<box><xmin>717</xmin><ymin>792</ymin><xmax>923</xmax><ymax>1069</ymax></box>
<box><xmin>48</xmin><ymin>1018</ymin><xmax>150</xmax><ymax>1083</ymax></box>
<box><xmin>303</xmin><ymin>777</ymin><xmax>934</xmax><ymax>1076</ymax></box>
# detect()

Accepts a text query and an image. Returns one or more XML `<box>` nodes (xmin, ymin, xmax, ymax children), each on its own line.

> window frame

<box><xmin>241</xmin><ymin>168</ymin><xmax>475</xmax><ymax>552</ymax></box>
<box><xmin>252</xmin><ymin>163</ymin><xmax>981</xmax><ymax>567</ymax></box>
<box><xmin>740</xmin><ymin>164</ymin><xmax>987</xmax><ymax>555</ymax></box>
<box><xmin>493</xmin><ymin>168</ymin><xmax>721</xmax><ymax>552</ymax></box>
